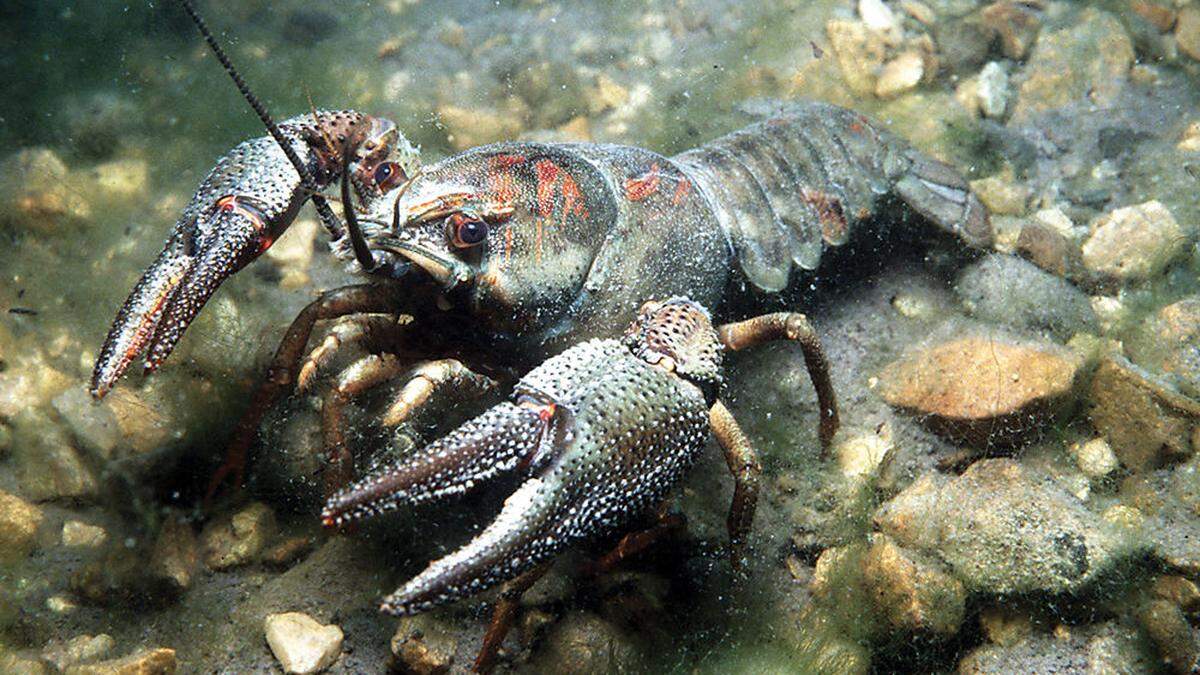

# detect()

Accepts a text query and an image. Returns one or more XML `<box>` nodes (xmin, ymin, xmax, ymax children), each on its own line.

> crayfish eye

<box><xmin>448</xmin><ymin>213</ymin><xmax>488</xmax><ymax>249</ymax></box>
<box><xmin>372</xmin><ymin>161</ymin><xmax>405</xmax><ymax>192</ymax></box>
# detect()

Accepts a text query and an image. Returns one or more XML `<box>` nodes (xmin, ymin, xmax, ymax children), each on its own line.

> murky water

<box><xmin>4</xmin><ymin>0</ymin><xmax>1200</xmax><ymax>672</ymax></box>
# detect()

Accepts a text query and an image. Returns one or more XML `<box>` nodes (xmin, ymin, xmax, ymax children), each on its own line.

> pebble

<box><xmin>1082</xmin><ymin>200</ymin><xmax>1187</xmax><ymax>282</ymax></box>
<box><xmin>262</xmin><ymin>536</ymin><xmax>316</xmax><ymax>569</ymax></box>
<box><xmin>977</xmin><ymin>606</ymin><xmax>1033</xmax><ymax>647</ymax></box>
<box><xmin>878</xmin><ymin>332</ymin><xmax>1083</xmax><ymax>445</ymax></box>
<box><xmin>0</xmin><ymin>147</ymin><xmax>91</xmax><ymax>234</ymax></box>
<box><xmin>875</xmin><ymin>51</ymin><xmax>925</xmax><ymax>99</ymax></box>
<box><xmin>874</xmin><ymin>459</ymin><xmax>1139</xmax><ymax>595</ymax></box>
<box><xmin>390</xmin><ymin>615</ymin><xmax>457</xmax><ymax>675</ymax></box>
<box><xmin>861</xmin><ymin>534</ymin><xmax>966</xmax><ymax>637</ymax></box>
<box><xmin>1179</xmin><ymin>121</ymin><xmax>1200</xmax><ymax>152</ymax></box>
<box><xmin>201</xmin><ymin>502</ymin><xmax>276</xmax><ymax>570</ymax></box>
<box><xmin>826</xmin><ymin>19</ymin><xmax>887</xmax><ymax>96</ymax></box>
<box><xmin>1152</xmin><ymin>296</ymin><xmax>1200</xmax><ymax>397</ymax></box>
<box><xmin>11</xmin><ymin>409</ymin><xmax>99</xmax><ymax>501</ymax></box>
<box><xmin>1015</xmin><ymin>222</ymin><xmax>1076</xmax><ymax>278</ymax></box>
<box><xmin>150</xmin><ymin>517</ymin><xmax>198</xmax><ymax>593</ymax></box>
<box><xmin>1132</xmin><ymin>1</ymin><xmax>1178</xmax><ymax>33</ymax></box>
<box><xmin>1090</xmin><ymin>295</ymin><xmax>1128</xmax><ymax>335</ymax></box>
<box><xmin>859</xmin><ymin>0</ymin><xmax>899</xmax><ymax>33</ymax></box>
<box><xmin>979</xmin><ymin>0</ymin><xmax>1042</xmax><ymax>60</ymax></box>
<box><xmin>1011</xmin><ymin>8</ymin><xmax>1133</xmax><ymax>120</ymax></box>
<box><xmin>61</xmin><ymin>521</ymin><xmax>109</xmax><ymax>548</ymax></box>
<box><xmin>1136</xmin><ymin>600</ymin><xmax>1200</xmax><ymax>673</ymax></box>
<box><xmin>264</xmin><ymin>612</ymin><xmax>344</xmax><ymax>675</ymax></box>
<box><xmin>834</xmin><ymin>425</ymin><xmax>894</xmax><ymax>479</ymax></box>
<box><xmin>1177</xmin><ymin>6</ymin><xmax>1200</xmax><ymax>61</ymax></box>
<box><xmin>1154</xmin><ymin>576</ymin><xmax>1200</xmax><ymax>614</ymax></box>
<box><xmin>587</xmin><ymin>74</ymin><xmax>629</xmax><ymax>115</ymax></box>
<box><xmin>64</xmin><ymin>647</ymin><xmax>176</xmax><ymax>675</ymax></box>
<box><xmin>976</xmin><ymin>62</ymin><xmax>1010</xmax><ymax>119</ymax></box>
<box><xmin>1088</xmin><ymin>356</ymin><xmax>1200</xmax><ymax>471</ymax></box>
<box><xmin>1070</xmin><ymin>437</ymin><xmax>1119</xmax><ymax>480</ymax></box>
<box><xmin>969</xmin><ymin>170</ymin><xmax>1029</xmax><ymax>216</ymax></box>
<box><xmin>0</xmin><ymin>490</ymin><xmax>42</xmax><ymax>562</ymax></box>
<box><xmin>42</xmin><ymin>634</ymin><xmax>114</xmax><ymax>671</ymax></box>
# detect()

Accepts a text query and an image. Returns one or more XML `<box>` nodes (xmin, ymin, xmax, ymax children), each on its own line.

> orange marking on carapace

<box><xmin>488</xmin><ymin>154</ymin><xmax>525</xmax><ymax>204</ymax></box>
<box><xmin>671</xmin><ymin>178</ymin><xmax>691</xmax><ymax>206</ymax></box>
<box><xmin>622</xmin><ymin>163</ymin><xmax>662</xmax><ymax>202</ymax></box>
<box><xmin>534</xmin><ymin>159</ymin><xmax>560</xmax><ymax>218</ymax></box>
<box><xmin>801</xmin><ymin>188</ymin><xmax>848</xmax><ymax>243</ymax></box>
<box><xmin>559</xmin><ymin>170</ymin><xmax>587</xmax><ymax>229</ymax></box>
<box><xmin>503</xmin><ymin>226</ymin><xmax>514</xmax><ymax>266</ymax></box>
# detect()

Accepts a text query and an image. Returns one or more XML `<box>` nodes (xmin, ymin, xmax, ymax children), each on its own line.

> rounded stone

<box><xmin>264</xmin><ymin>612</ymin><xmax>343</xmax><ymax>675</ymax></box>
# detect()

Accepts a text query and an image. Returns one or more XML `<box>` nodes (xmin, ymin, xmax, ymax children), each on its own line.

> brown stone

<box><xmin>200</xmin><ymin>502</ymin><xmax>276</xmax><ymax>570</ymax></box>
<box><xmin>1133</xmin><ymin>2</ymin><xmax>1178</xmax><ymax>32</ymax></box>
<box><xmin>0</xmin><ymin>490</ymin><xmax>43</xmax><ymax>562</ymax></box>
<box><xmin>149</xmin><ymin>517</ymin><xmax>198</xmax><ymax>593</ymax></box>
<box><xmin>1154</xmin><ymin>576</ymin><xmax>1200</xmax><ymax>614</ymax></box>
<box><xmin>263</xmin><ymin>536</ymin><xmax>316</xmax><ymax>568</ymax></box>
<box><xmin>878</xmin><ymin>335</ymin><xmax>1082</xmax><ymax>445</ymax></box>
<box><xmin>980</xmin><ymin>1</ymin><xmax>1042</xmax><ymax>60</ymax></box>
<box><xmin>861</xmin><ymin>534</ymin><xmax>966</xmax><ymax>637</ymax></box>
<box><xmin>64</xmin><ymin>648</ymin><xmax>176</xmax><ymax>675</ymax></box>
<box><xmin>826</xmin><ymin>19</ymin><xmax>886</xmax><ymax>96</ymax></box>
<box><xmin>1136</xmin><ymin>600</ymin><xmax>1200</xmax><ymax>674</ymax></box>
<box><xmin>1088</xmin><ymin>356</ymin><xmax>1200</xmax><ymax>471</ymax></box>
<box><xmin>1082</xmin><ymin>200</ymin><xmax>1187</xmax><ymax>282</ymax></box>
<box><xmin>1177</xmin><ymin>6</ymin><xmax>1200</xmax><ymax>61</ymax></box>
<box><xmin>1016</xmin><ymin>222</ymin><xmax>1073</xmax><ymax>277</ymax></box>
<box><xmin>390</xmin><ymin>615</ymin><xmax>457</xmax><ymax>675</ymax></box>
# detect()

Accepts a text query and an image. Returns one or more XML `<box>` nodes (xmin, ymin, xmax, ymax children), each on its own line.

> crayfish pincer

<box><xmin>321</xmin><ymin>297</ymin><xmax>838</xmax><ymax>672</ymax></box>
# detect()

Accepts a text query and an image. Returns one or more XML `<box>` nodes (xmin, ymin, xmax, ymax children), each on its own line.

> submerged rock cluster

<box><xmin>3</xmin><ymin>0</ymin><xmax>1200</xmax><ymax>672</ymax></box>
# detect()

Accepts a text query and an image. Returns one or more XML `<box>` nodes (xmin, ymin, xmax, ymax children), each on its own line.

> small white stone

<box><xmin>1032</xmin><ymin>208</ymin><xmax>1077</xmax><ymax>240</ymax></box>
<box><xmin>859</xmin><ymin>0</ymin><xmax>898</xmax><ymax>32</ymax></box>
<box><xmin>836</xmin><ymin>425</ymin><xmax>894</xmax><ymax>478</ymax></box>
<box><xmin>1073</xmin><ymin>437</ymin><xmax>1119</xmax><ymax>480</ymax></box>
<box><xmin>264</xmin><ymin>612</ymin><xmax>344</xmax><ymax>675</ymax></box>
<box><xmin>875</xmin><ymin>51</ymin><xmax>924</xmax><ymax>98</ymax></box>
<box><xmin>977</xmin><ymin>62</ymin><xmax>1010</xmax><ymax>119</ymax></box>
<box><xmin>1090</xmin><ymin>295</ymin><xmax>1127</xmax><ymax>335</ymax></box>
<box><xmin>61</xmin><ymin>520</ymin><xmax>108</xmax><ymax>548</ymax></box>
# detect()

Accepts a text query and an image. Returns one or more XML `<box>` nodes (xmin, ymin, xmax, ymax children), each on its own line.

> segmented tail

<box><xmin>673</xmin><ymin>102</ymin><xmax>990</xmax><ymax>292</ymax></box>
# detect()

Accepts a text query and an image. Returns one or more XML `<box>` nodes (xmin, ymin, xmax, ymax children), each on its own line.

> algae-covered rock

<box><xmin>878</xmin><ymin>331</ymin><xmax>1083</xmax><ymax>445</ymax></box>
<box><xmin>528</xmin><ymin>612</ymin><xmax>639</xmax><ymax>674</ymax></box>
<box><xmin>1011</xmin><ymin>8</ymin><xmax>1133</xmax><ymax>121</ymax></box>
<box><xmin>1135</xmin><ymin>600</ymin><xmax>1200</xmax><ymax>674</ymax></box>
<box><xmin>955</xmin><ymin>254</ymin><xmax>1096</xmax><ymax>341</ymax></box>
<box><xmin>64</xmin><ymin>647</ymin><xmax>177</xmax><ymax>675</ymax></box>
<box><xmin>1087</xmin><ymin>356</ymin><xmax>1200</xmax><ymax>472</ymax></box>
<box><xmin>958</xmin><ymin>621</ymin><xmax>1153</xmax><ymax>674</ymax></box>
<box><xmin>874</xmin><ymin>459</ymin><xmax>1139</xmax><ymax>595</ymax></box>
<box><xmin>0</xmin><ymin>490</ymin><xmax>43</xmax><ymax>562</ymax></box>
<box><xmin>979</xmin><ymin>0</ymin><xmax>1042</xmax><ymax>60</ymax></box>
<box><xmin>861</xmin><ymin>534</ymin><xmax>966</xmax><ymax>637</ymax></box>
<box><xmin>42</xmin><ymin>634</ymin><xmax>115</xmax><ymax>671</ymax></box>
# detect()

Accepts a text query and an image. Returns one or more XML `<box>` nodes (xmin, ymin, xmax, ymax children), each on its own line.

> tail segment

<box><xmin>672</xmin><ymin>102</ymin><xmax>990</xmax><ymax>293</ymax></box>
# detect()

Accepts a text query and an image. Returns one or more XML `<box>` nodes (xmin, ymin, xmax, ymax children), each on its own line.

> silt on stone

<box><xmin>1082</xmin><ymin>200</ymin><xmax>1188</xmax><ymax>283</ymax></box>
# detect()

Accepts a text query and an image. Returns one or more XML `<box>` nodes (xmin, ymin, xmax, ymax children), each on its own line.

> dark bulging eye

<box><xmin>372</xmin><ymin>161</ymin><xmax>405</xmax><ymax>192</ymax></box>
<box><xmin>448</xmin><ymin>213</ymin><xmax>488</xmax><ymax>249</ymax></box>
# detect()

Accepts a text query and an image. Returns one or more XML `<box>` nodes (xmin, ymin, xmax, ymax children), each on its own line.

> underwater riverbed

<box><xmin>4</xmin><ymin>0</ymin><xmax>1200</xmax><ymax>672</ymax></box>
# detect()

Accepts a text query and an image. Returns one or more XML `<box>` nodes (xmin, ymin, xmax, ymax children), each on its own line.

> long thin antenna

<box><xmin>174</xmin><ymin>0</ymin><xmax>348</xmax><ymax>242</ymax></box>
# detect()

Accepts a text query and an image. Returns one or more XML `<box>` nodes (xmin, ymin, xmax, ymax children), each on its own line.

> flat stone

<box><xmin>1082</xmin><ymin>200</ymin><xmax>1187</xmax><ymax>282</ymax></box>
<box><xmin>264</xmin><ymin>612</ymin><xmax>343</xmax><ymax>675</ymax></box>
<box><xmin>1087</xmin><ymin>356</ymin><xmax>1200</xmax><ymax>472</ymax></box>
<box><xmin>861</xmin><ymin>534</ymin><xmax>966</xmax><ymax>637</ymax></box>
<box><xmin>201</xmin><ymin>502</ymin><xmax>276</xmax><ymax>570</ymax></box>
<box><xmin>1012</xmin><ymin>8</ymin><xmax>1133</xmax><ymax>120</ymax></box>
<box><xmin>64</xmin><ymin>648</ymin><xmax>176</xmax><ymax>675</ymax></box>
<box><xmin>52</xmin><ymin>388</ymin><xmax>121</xmax><ymax>460</ymax></box>
<box><xmin>878</xmin><ymin>333</ymin><xmax>1083</xmax><ymax>445</ymax></box>
<box><xmin>874</xmin><ymin>459</ymin><xmax>1139</xmax><ymax>595</ymax></box>
<box><xmin>11</xmin><ymin>409</ymin><xmax>98</xmax><ymax>501</ymax></box>
<box><xmin>42</xmin><ymin>634</ymin><xmax>115</xmax><ymax>671</ymax></box>
<box><xmin>390</xmin><ymin>615</ymin><xmax>457</xmax><ymax>675</ymax></box>
<box><xmin>61</xmin><ymin>521</ymin><xmax>109</xmax><ymax>548</ymax></box>
<box><xmin>958</xmin><ymin>254</ymin><xmax>1096</xmax><ymax>340</ymax></box>
<box><xmin>0</xmin><ymin>489</ymin><xmax>43</xmax><ymax>562</ymax></box>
